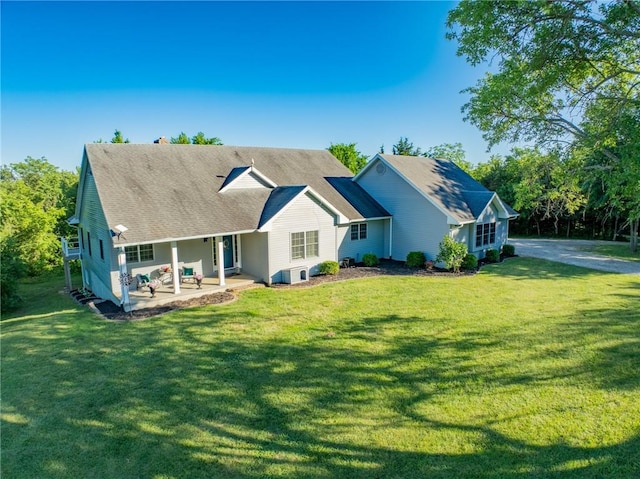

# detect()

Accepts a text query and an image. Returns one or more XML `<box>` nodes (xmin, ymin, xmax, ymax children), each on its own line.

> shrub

<box><xmin>319</xmin><ymin>260</ymin><xmax>340</xmax><ymax>275</ymax></box>
<box><xmin>485</xmin><ymin>249</ymin><xmax>500</xmax><ymax>263</ymax></box>
<box><xmin>406</xmin><ymin>251</ymin><xmax>426</xmax><ymax>268</ymax></box>
<box><xmin>436</xmin><ymin>235</ymin><xmax>468</xmax><ymax>273</ymax></box>
<box><xmin>502</xmin><ymin>244</ymin><xmax>515</xmax><ymax>257</ymax></box>
<box><xmin>362</xmin><ymin>253</ymin><xmax>379</xmax><ymax>267</ymax></box>
<box><xmin>461</xmin><ymin>253</ymin><xmax>478</xmax><ymax>271</ymax></box>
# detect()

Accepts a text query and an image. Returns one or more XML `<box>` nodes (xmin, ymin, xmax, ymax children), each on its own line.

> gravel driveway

<box><xmin>509</xmin><ymin>239</ymin><xmax>640</xmax><ymax>275</ymax></box>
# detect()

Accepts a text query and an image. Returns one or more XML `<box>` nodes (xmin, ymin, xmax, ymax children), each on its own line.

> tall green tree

<box><xmin>392</xmin><ymin>137</ymin><xmax>422</xmax><ymax>156</ymax></box>
<box><xmin>170</xmin><ymin>132</ymin><xmax>191</xmax><ymax>144</ymax></box>
<box><xmin>471</xmin><ymin>154</ymin><xmax>518</xmax><ymax>208</ymax></box>
<box><xmin>327</xmin><ymin>143</ymin><xmax>368</xmax><ymax>174</ymax></box>
<box><xmin>0</xmin><ymin>157</ymin><xmax>78</xmax><ymax>277</ymax></box>
<box><xmin>425</xmin><ymin>142</ymin><xmax>473</xmax><ymax>173</ymax></box>
<box><xmin>509</xmin><ymin>148</ymin><xmax>586</xmax><ymax>237</ymax></box>
<box><xmin>111</xmin><ymin>129</ymin><xmax>130</xmax><ymax>143</ymax></box>
<box><xmin>191</xmin><ymin>132</ymin><xmax>223</xmax><ymax>145</ymax></box>
<box><xmin>447</xmin><ymin>0</ymin><xmax>640</xmax><ymax>250</ymax></box>
<box><xmin>170</xmin><ymin>131</ymin><xmax>223</xmax><ymax>145</ymax></box>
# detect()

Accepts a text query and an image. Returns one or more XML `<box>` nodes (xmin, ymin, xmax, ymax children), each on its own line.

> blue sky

<box><xmin>2</xmin><ymin>1</ymin><xmax>503</xmax><ymax>172</ymax></box>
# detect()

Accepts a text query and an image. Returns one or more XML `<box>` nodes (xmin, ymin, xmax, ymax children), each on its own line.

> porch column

<box><xmin>217</xmin><ymin>238</ymin><xmax>226</xmax><ymax>286</ymax></box>
<box><xmin>171</xmin><ymin>241</ymin><xmax>180</xmax><ymax>294</ymax></box>
<box><xmin>63</xmin><ymin>258</ymin><xmax>72</xmax><ymax>292</ymax></box>
<box><xmin>117</xmin><ymin>247</ymin><xmax>130</xmax><ymax>310</ymax></box>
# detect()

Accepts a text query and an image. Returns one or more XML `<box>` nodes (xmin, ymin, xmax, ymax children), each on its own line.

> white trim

<box><xmin>258</xmin><ymin>186</ymin><xmax>347</xmax><ymax>232</ymax></box>
<box><xmin>171</xmin><ymin>241</ymin><xmax>181</xmax><ymax>294</ymax></box>
<box><xmin>217</xmin><ymin>239</ymin><xmax>226</xmax><ymax>286</ymax></box>
<box><xmin>219</xmin><ymin>166</ymin><xmax>277</xmax><ymax>193</ymax></box>
<box><xmin>347</xmin><ymin>215</ymin><xmax>391</xmax><ymax>223</ymax></box>
<box><xmin>113</xmin><ymin>229</ymin><xmax>256</xmax><ymax>248</ymax></box>
<box><xmin>388</xmin><ymin>217</ymin><xmax>393</xmax><ymax>259</ymax></box>
<box><xmin>235</xmin><ymin>234</ymin><xmax>242</xmax><ymax>269</ymax></box>
<box><xmin>117</xmin><ymin>247</ymin><xmax>130</xmax><ymax>311</ymax></box>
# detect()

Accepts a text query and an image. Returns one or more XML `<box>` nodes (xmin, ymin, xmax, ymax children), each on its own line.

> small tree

<box><xmin>327</xmin><ymin>143</ymin><xmax>368</xmax><ymax>174</ymax></box>
<box><xmin>392</xmin><ymin>137</ymin><xmax>422</xmax><ymax>156</ymax></box>
<box><xmin>436</xmin><ymin>234</ymin><xmax>468</xmax><ymax>273</ymax></box>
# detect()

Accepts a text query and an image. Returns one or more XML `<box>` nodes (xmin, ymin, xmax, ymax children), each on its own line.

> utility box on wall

<box><xmin>282</xmin><ymin>266</ymin><xmax>309</xmax><ymax>284</ymax></box>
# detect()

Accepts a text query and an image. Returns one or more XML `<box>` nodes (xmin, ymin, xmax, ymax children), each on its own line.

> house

<box><xmin>71</xmin><ymin>144</ymin><xmax>516</xmax><ymax>311</ymax></box>
<box><xmin>73</xmin><ymin>144</ymin><xmax>390</xmax><ymax>309</ymax></box>
<box><xmin>353</xmin><ymin>154</ymin><xmax>518</xmax><ymax>261</ymax></box>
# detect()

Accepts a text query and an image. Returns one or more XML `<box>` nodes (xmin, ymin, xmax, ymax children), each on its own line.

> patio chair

<box><xmin>136</xmin><ymin>273</ymin><xmax>151</xmax><ymax>290</ymax></box>
<box><xmin>181</xmin><ymin>266</ymin><xmax>195</xmax><ymax>283</ymax></box>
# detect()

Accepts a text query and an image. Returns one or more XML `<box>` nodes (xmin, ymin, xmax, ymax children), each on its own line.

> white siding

<box><xmin>226</xmin><ymin>171</ymin><xmax>272</xmax><ymax>190</ymax></box>
<box><xmin>241</xmin><ymin>231</ymin><xmax>269</xmax><ymax>281</ymax></box>
<box><xmin>357</xmin><ymin>159</ymin><xmax>449</xmax><ymax>262</ymax></box>
<box><xmin>177</xmin><ymin>238</ymin><xmax>213</xmax><ymax>276</ymax></box>
<box><xmin>337</xmin><ymin>219</ymin><xmax>388</xmax><ymax>262</ymax></box>
<box><xmin>78</xmin><ymin>168</ymin><xmax>118</xmax><ymax>302</ymax></box>
<box><xmin>267</xmin><ymin>192</ymin><xmax>337</xmax><ymax>284</ymax></box>
<box><xmin>496</xmin><ymin>219</ymin><xmax>510</xmax><ymax>249</ymax></box>
<box><xmin>452</xmin><ymin>225</ymin><xmax>470</xmax><ymax>250</ymax></box>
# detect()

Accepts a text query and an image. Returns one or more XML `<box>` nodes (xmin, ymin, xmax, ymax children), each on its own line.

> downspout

<box><xmin>335</xmin><ymin>222</ymin><xmax>338</xmax><ymax>261</ymax></box>
<box><xmin>265</xmin><ymin>231</ymin><xmax>271</xmax><ymax>286</ymax></box>
<box><xmin>388</xmin><ymin>217</ymin><xmax>393</xmax><ymax>259</ymax></box>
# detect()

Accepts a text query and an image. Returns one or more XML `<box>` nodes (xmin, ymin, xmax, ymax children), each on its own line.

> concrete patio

<box><xmin>125</xmin><ymin>273</ymin><xmax>260</xmax><ymax>311</ymax></box>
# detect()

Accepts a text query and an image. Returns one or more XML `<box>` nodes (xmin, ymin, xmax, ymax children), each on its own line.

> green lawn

<box><xmin>582</xmin><ymin>243</ymin><xmax>640</xmax><ymax>263</ymax></box>
<box><xmin>2</xmin><ymin>258</ymin><xmax>639</xmax><ymax>478</ymax></box>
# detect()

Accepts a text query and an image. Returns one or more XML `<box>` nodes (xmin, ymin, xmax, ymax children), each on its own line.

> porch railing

<box><xmin>61</xmin><ymin>237</ymin><xmax>81</xmax><ymax>260</ymax></box>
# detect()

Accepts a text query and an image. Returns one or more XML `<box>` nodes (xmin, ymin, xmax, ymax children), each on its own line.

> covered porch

<box><xmin>125</xmin><ymin>272</ymin><xmax>259</xmax><ymax>311</ymax></box>
<box><xmin>116</xmin><ymin>231</ymin><xmax>264</xmax><ymax>311</ymax></box>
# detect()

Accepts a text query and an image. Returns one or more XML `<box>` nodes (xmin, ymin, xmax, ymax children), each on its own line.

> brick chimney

<box><xmin>154</xmin><ymin>136</ymin><xmax>169</xmax><ymax>144</ymax></box>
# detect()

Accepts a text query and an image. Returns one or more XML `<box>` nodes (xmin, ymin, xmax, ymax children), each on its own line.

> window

<box><xmin>87</xmin><ymin>232</ymin><xmax>92</xmax><ymax>256</ymax></box>
<box><xmin>351</xmin><ymin>223</ymin><xmax>367</xmax><ymax>241</ymax></box>
<box><xmin>475</xmin><ymin>222</ymin><xmax>496</xmax><ymax>248</ymax></box>
<box><xmin>125</xmin><ymin>244</ymin><xmax>154</xmax><ymax>263</ymax></box>
<box><xmin>99</xmin><ymin>239</ymin><xmax>104</xmax><ymax>260</ymax></box>
<box><xmin>139</xmin><ymin>244</ymin><xmax>154</xmax><ymax>261</ymax></box>
<box><xmin>291</xmin><ymin>230</ymin><xmax>319</xmax><ymax>260</ymax></box>
<box><xmin>291</xmin><ymin>232</ymin><xmax>305</xmax><ymax>260</ymax></box>
<box><xmin>305</xmin><ymin>230</ymin><xmax>318</xmax><ymax>257</ymax></box>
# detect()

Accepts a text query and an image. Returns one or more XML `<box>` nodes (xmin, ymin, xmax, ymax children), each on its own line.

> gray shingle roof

<box><xmin>378</xmin><ymin>155</ymin><xmax>517</xmax><ymax>224</ymax></box>
<box><xmin>84</xmin><ymin>144</ymin><xmax>384</xmax><ymax>245</ymax></box>
<box><xmin>325</xmin><ymin>177</ymin><xmax>390</xmax><ymax>218</ymax></box>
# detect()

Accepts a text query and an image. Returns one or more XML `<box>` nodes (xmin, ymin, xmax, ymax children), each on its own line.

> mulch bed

<box><xmin>89</xmin><ymin>258</ymin><xmax>510</xmax><ymax>321</ymax></box>
<box><xmin>92</xmin><ymin>291</ymin><xmax>236</xmax><ymax>321</ymax></box>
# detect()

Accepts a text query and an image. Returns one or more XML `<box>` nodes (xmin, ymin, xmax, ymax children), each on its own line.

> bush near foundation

<box><xmin>362</xmin><ymin>253</ymin><xmax>379</xmax><ymax>267</ymax></box>
<box><xmin>461</xmin><ymin>253</ymin><xmax>478</xmax><ymax>271</ymax></box>
<box><xmin>406</xmin><ymin>251</ymin><xmax>426</xmax><ymax>268</ymax></box>
<box><xmin>485</xmin><ymin>249</ymin><xmax>500</xmax><ymax>263</ymax></box>
<box><xmin>319</xmin><ymin>260</ymin><xmax>340</xmax><ymax>275</ymax></box>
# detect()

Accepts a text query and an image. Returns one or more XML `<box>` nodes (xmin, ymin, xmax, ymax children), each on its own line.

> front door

<box><xmin>223</xmin><ymin>235</ymin><xmax>234</xmax><ymax>269</ymax></box>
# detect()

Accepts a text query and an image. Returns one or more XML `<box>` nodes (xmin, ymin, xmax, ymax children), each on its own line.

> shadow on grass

<box><xmin>4</xmin><ymin>302</ymin><xmax>640</xmax><ymax>478</ymax></box>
